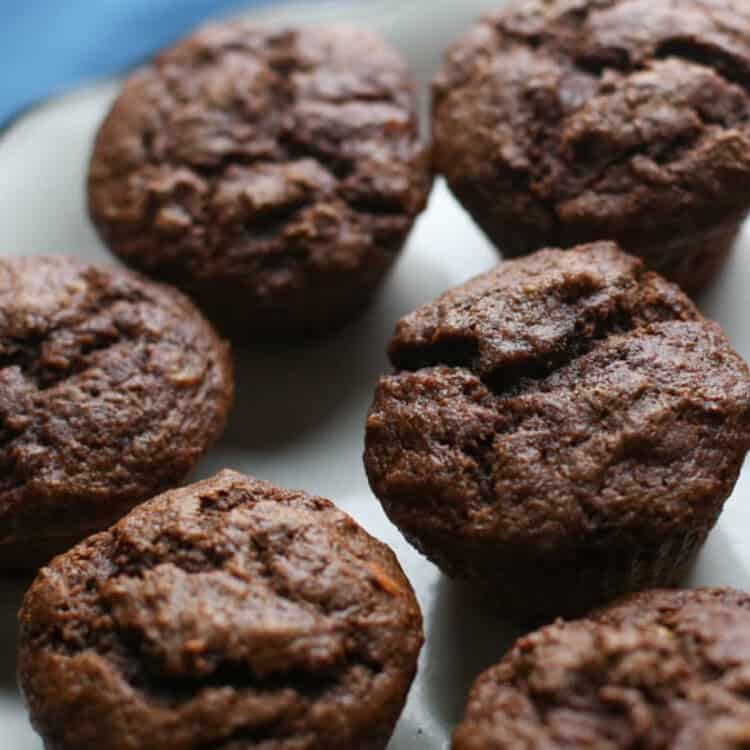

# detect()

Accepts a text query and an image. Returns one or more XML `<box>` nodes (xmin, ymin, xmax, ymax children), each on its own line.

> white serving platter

<box><xmin>1</xmin><ymin>1</ymin><xmax>750</xmax><ymax>747</ymax></box>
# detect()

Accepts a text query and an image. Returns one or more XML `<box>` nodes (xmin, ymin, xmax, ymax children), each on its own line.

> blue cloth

<box><xmin>1</xmin><ymin>0</ymin><xmax>281</xmax><ymax>127</ymax></box>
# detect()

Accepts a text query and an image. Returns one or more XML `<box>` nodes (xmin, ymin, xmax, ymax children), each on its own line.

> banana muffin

<box><xmin>432</xmin><ymin>0</ymin><xmax>750</xmax><ymax>294</ymax></box>
<box><xmin>89</xmin><ymin>20</ymin><xmax>431</xmax><ymax>339</ymax></box>
<box><xmin>18</xmin><ymin>469</ymin><xmax>423</xmax><ymax>750</ymax></box>
<box><xmin>0</xmin><ymin>256</ymin><xmax>232</xmax><ymax>570</ymax></box>
<box><xmin>454</xmin><ymin>587</ymin><xmax>750</xmax><ymax>749</ymax></box>
<box><xmin>364</xmin><ymin>242</ymin><xmax>750</xmax><ymax>621</ymax></box>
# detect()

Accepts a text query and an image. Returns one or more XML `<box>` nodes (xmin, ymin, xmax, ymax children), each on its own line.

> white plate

<box><xmin>1</xmin><ymin>2</ymin><xmax>750</xmax><ymax>748</ymax></box>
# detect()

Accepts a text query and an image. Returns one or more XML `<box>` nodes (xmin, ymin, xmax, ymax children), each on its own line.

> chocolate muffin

<box><xmin>0</xmin><ymin>256</ymin><xmax>232</xmax><ymax>570</ymax></box>
<box><xmin>453</xmin><ymin>587</ymin><xmax>750</xmax><ymax>749</ymax></box>
<box><xmin>18</xmin><ymin>470</ymin><xmax>423</xmax><ymax>750</ymax></box>
<box><xmin>364</xmin><ymin>242</ymin><xmax>750</xmax><ymax>621</ymax></box>
<box><xmin>432</xmin><ymin>0</ymin><xmax>750</xmax><ymax>294</ymax></box>
<box><xmin>88</xmin><ymin>21</ymin><xmax>431</xmax><ymax>339</ymax></box>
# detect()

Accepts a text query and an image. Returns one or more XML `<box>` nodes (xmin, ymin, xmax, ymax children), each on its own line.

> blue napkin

<box><xmin>2</xmin><ymin>0</ymin><xmax>284</xmax><ymax>128</ymax></box>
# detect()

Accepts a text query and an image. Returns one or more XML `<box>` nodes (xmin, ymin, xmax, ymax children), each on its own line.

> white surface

<box><xmin>1</xmin><ymin>1</ymin><xmax>750</xmax><ymax>748</ymax></box>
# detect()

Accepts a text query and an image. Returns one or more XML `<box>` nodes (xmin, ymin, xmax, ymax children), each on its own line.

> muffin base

<box><xmin>0</xmin><ymin>532</ymin><xmax>97</xmax><ymax>574</ymax></box>
<box><xmin>422</xmin><ymin>527</ymin><xmax>710</xmax><ymax>626</ymax></box>
<box><xmin>492</xmin><ymin>219</ymin><xmax>742</xmax><ymax>298</ymax></box>
<box><xmin>646</xmin><ymin>220</ymin><xmax>741</xmax><ymax>297</ymax></box>
<box><xmin>192</xmin><ymin>280</ymin><xmax>381</xmax><ymax>343</ymax></box>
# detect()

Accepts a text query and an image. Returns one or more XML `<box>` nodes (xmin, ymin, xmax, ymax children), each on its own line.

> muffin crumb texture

<box><xmin>89</xmin><ymin>21</ymin><xmax>431</xmax><ymax>337</ymax></box>
<box><xmin>365</xmin><ymin>242</ymin><xmax>750</xmax><ymax>619</ymax></box>
<box><xmin>18</xmin><ymin>470</ymin><xmax>423</xmax><ymax>750</ymax></box>
<box><xmin>454</xmin><ymin>588</ymin><xmax>750</xmax><ymax>749</ymax></box>
<box><xmin>432</xmin><ymin>0</ymin><xmax>750</xmax><ymax>288</ymax></box>
<box><xmin>0</xmin><ymin>256</ymin><xmax>232</xmax><ymax>566</ymax></box>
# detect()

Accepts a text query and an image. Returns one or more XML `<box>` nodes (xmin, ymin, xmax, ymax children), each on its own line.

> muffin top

<box><xmin>18</xmin><ymin>470</ymin><xmax>423</xmax><ymax>750</ymax></box>
<box><xmin>433</xmin><ymin>0</ymin><xmax>750</xmax><ymax>252</ymax></box>
<box><xmin>88</xmin><ymin>21</ymin><xmax>430</xmax><ymax>316</ymax></box>
<box><xmin>453</xmin><ymin>588</ymin><xmax>750</xmax><ymax>749</ymax></box>
<box><xmin>0</xmin><ymin>256</ymin><xmax>232</xmax><ymax>550</ymax></box>
<box><xmin>365</xmin><ymin>243</ymin><xmax>750</xmax><ymax>565</ymax></box>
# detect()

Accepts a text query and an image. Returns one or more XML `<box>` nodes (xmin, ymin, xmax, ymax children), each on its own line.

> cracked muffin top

<box><xmin>0</xmin><ymin>256</ymin><xmax>232</xmax><ymax>566</ymax></box>
<box><xmin>432</xmin><ymin>0</ymin><xmax>750</xmax><ymax>276</ymax></box>
<box><xmin>88</xmin><ymin>21</ymin><xmax>431</xmax><ymax>338</ymax></box>
<box><xmin>453</xmin><ymin>588</ymin><xmax>750</xmax><ymax>749</ymax></box>
<box><xmin>18</xmin><ymin>470</ymin><xmax>423</xmax><ymax>750</ymax></box>
<box><xmin>365</xmin><ymin>242</ymin><xmax>750</xmax><ymax>572</ymax></box>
